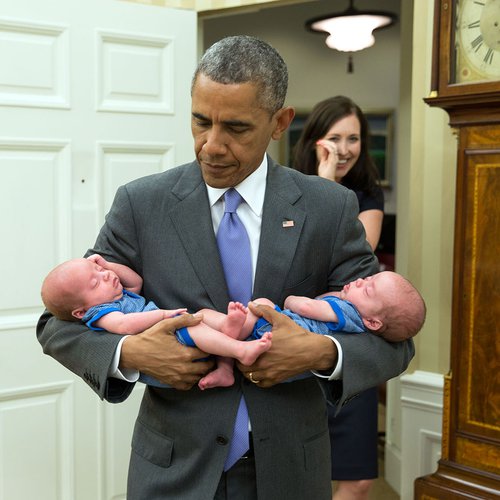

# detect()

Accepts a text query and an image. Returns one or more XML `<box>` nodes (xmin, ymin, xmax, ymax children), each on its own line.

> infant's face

<box><xmin>72</xmin><ymin>259</ymin><xmax>124</xmax><ymax>309</ymax></box>
<box><xmin>338</xmin><ymin>272</ymin><xmax>397</xmax><ymax>318</ymax></box>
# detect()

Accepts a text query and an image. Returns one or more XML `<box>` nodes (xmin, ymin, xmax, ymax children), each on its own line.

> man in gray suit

<box><xmin>37</xmin><ymin>36</ymin><xmax>414</xmax><ymax>499</ymax></box>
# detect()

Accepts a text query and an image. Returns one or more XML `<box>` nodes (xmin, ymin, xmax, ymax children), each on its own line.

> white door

<box><xmin>0</xmin><ymin>0</ymin><xmax>196</xmax><ymax>498</ymax></box>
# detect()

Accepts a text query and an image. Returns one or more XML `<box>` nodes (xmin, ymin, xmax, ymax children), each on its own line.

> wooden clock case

<box><xmin>415</xmin><ymin>1</ymin><xmax>500</xmax><ymax>498</ymax></box>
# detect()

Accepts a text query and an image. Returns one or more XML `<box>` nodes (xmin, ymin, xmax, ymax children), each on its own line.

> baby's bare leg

<box><xmin>198</xmin><ymin>331</ymin><xmax>272</xmax><ymax>390</ymax></box>
<box><xmin>200</xmin><ymin>300</ymin><xmax>276</xmax><ymax>339</ymax></box>
<box><xmin>198</xmin><ymin>357</ymin><xmax>235</xmax><ymax>390</ymax></box>
<box><xmin>199</xmin><ymin>302</ymin><xmax>247</xmax><ymax>340</ymax></box>
<box><xmin>221</xmin><ymin>302</ymin><xmax>248</xmax><ymax>339</ymax></box>
<box><xmin>193</xmin><ymin>302</ymin><xmax>272</xmax><ymax>390</ymax></box>
<box><xmin>197</xmin><ymin>303</ymin><xmax>245</xmax><ymax>390</ymax></box>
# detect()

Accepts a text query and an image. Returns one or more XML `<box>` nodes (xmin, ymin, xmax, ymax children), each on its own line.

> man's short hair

<box><xmin>192</xmin><ymin>35</ymin><xmax>288</xmax><ymax>114</ymax></box>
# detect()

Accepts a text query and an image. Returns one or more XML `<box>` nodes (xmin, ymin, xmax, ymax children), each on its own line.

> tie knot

<box><xmin>223</xmin><ymin>188</ymin><xmax>243</xmax><ymax>214</ymax></box>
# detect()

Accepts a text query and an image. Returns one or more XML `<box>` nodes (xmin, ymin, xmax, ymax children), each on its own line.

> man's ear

<box><xmin>72</xmin><ymin>308</ymin><xmax>86</xmax><ymax>320</ymax></box>
<box><xmin>363</xmin><ymin>317</ymin><xmax>383</xmax><ymax>332</ymax></box>
<box><xmin>271</xmin><ymin>106</ymin><xmax>295</xmax><ymax>140</ymax></box>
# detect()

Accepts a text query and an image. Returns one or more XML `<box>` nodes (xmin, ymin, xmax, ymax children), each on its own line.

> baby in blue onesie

<box><xmin>250</xmin><ymin>270</ymin><xmax>426</xmax><ymax>344</ymax></box>
<box><xmin>41</xmin><ymin>254</ymin><xmax>272</xmax><ymax>391</ymax></box>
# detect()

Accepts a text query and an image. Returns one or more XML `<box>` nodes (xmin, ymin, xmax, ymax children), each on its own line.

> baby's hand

<box><xmin>162</xmin><ymin>308</ymin><xmax>188</xmax><ymax>319</ymax></box>
<box><xmin>87</xmin><ymin>254</ymin><xmax>108</xmax><ymax>268</ymax></box>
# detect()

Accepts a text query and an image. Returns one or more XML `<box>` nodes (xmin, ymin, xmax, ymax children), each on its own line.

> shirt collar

<box><xmin>206</xmin><ymin>156</ymin><xmax>268</xmax><ymax>217</ymax></box>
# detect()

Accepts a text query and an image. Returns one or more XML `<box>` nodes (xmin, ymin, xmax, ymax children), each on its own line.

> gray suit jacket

<box><xmin>37</xmin><ymin>158</ymin><xmax>414</xmax><ymax>499</ymax></box>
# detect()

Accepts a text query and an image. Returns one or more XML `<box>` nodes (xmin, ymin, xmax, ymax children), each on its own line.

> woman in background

<box><xmin>293</xmin><ymin>95</ymin><xmax>384</xmax><ymax>500</ymax></box>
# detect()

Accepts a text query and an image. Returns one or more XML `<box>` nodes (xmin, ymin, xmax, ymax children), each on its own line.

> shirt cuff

<box><xmin>108</xmin><ymin>336</ymin><xmax>140</xmax><ymax>382</ymax></box>
<box><xmin>312</xmin><ymin>335</ymin><xmax>343</xmax><ymax>380</ymax></box>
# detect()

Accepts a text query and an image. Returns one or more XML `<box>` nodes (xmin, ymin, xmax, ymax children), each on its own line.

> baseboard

<box><xmin>399</xmin><ymin>370</ymin><xmax>444</xmax><ymax>500</ymax></box>
<box><xmin>384</xmin><ymin>438</ymin><xmax>402</xmax><ymax>494</ymax></box>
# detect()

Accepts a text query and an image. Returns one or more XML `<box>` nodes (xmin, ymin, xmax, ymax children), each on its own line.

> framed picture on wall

<box><xmin>279</xmin><ymin>109</ymin><xmax>309</xmax><ymax>168</ymax></box>
<box><xmin>280</xmin><ymin>108</ymin><xmax>394</xmax><ymax>187</ymax></box>
<box><xmin>365</xmin><ymin>109</ymin><xmax>393</xmax><ymax>188</ymax></box>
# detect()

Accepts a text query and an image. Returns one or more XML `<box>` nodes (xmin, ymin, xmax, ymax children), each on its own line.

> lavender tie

<box><xmin>217</xmin><ymin>188</ymin><xmax>252</xmax><ymax>471</ymax></box>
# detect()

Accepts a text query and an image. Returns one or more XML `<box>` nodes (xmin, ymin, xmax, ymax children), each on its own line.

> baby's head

<box><xmin>41</xmin><ymin>258</ymin><xmax>123</xmax><ymax>321</ymax></box>
<box><xmin>340</xmin><ymin>271</ymin><xmax>426</xmax><ymax>342</ymax></box>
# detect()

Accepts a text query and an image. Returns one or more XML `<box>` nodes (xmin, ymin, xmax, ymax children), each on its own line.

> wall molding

<box><xmin>396</xmin><ymin>370</ymin><xmax>444</xmax><ymax>500</ymax></box>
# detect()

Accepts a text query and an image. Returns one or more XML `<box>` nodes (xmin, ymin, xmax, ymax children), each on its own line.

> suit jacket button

<box><xmin>216</xmin><ymin>435</ymin><xmax>228</xmax><ymax>446</ymax></box>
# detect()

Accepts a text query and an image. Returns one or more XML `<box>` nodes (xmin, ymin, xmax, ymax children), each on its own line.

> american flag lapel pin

<box><xmin>282</xmin><ymin>220</ymin><xmax>294</xmax><ymax>228</ymax></box>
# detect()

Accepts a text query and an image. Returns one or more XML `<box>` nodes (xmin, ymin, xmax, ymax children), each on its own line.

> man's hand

<box><xmin>120</xmin><ymin>313</ymin><xmax>215</xmax><ymax>390</ymax></box>
<box><xmin>237</xmin><ymin>302</ymin><xmax>338</xmax><ymax>387</ymax></box>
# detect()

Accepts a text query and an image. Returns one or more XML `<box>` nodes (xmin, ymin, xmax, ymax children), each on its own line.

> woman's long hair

<box><xmin>292</xmin><ymin>95</ymin><xmax>381</xmax><ymax>196</ymax></box>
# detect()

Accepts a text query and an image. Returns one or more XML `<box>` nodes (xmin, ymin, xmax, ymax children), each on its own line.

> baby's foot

<box><xmin>238</xmin><ymin>332</ymin><xmax>272</xmax><ymax>365</ymax></box>
<box><xmin>221</xmin><ymin>301</ymin><xmax>248</xmax><ymax>340</ymax></box>
<box><xmin>198</xmin><ymin>367</ymin><xmax>235</xmax><ymax>390</ymax></box>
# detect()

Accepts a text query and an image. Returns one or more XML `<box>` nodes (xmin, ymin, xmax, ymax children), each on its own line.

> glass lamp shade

<box><xmin>306</xmin><ymin>3</ymin><xmax>397</xmax><ymax>53</ymax></box>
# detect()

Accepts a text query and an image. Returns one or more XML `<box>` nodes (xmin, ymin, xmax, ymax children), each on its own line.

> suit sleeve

<box><xmin>36</xmin><ymin>311</ymin><xmax>134</xmax><ymax>402</ymax></box>
<box><xmin>327</xmin><ymin>333</ymin><xmax>415</xmax><ymax>410</ymax></box>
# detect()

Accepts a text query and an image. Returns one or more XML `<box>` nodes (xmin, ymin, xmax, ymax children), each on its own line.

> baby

<box><xmin>41</xmin><ymin>254</ymin><xmax>272</xmax><ymax>390</ymax></box>
<box><xmin>251</xmin><ymin>271</ymin><xmax>426</xmax><ymax>343</ymax></box>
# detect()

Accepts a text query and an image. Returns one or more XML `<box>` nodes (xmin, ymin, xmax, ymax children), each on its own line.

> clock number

<box><xmin>484</xmin><ymin>48</ymin><xmax>494</xmax><ymax>66</ymax></box>
<box><xmin>467</xmin><ymin>20</ymin><xmax>480</xmax><ymax>29</ymax></box>
<box><xmin>471</xmin><ymin>34</ymin><xmax>483</xmax><ymax>52</ymax></box>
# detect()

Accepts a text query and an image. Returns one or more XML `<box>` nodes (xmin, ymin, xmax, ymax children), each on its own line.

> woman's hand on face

<box><xmin>315</xmin><ymin>139</ymin><xmax>338</xmax><ymax>181</ymax></box>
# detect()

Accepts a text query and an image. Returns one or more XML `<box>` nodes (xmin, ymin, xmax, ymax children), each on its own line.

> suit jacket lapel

<box><xmin>168</xmin><ymin>162</ymin><xmax>229</xmax><ymax>311</ymax></box>
<box><xmin>254</xmin><ymin>160</ymin><xmax>306</xmax><ymax>303</ymax></box>
<box><xmin>167</xmin><ymin>160</ymin><xmax>307</xmax><ymax>309</ymax></box>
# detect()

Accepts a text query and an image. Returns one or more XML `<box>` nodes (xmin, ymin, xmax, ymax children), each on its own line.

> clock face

<box><xmin>455</xmin><ymin>0</ymin><xmax>500</xmax><ymax>83</ymax></box>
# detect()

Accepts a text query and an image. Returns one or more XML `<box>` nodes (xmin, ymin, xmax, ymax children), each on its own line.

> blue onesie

<box><xmin>83</xmin><ymin>290</ymin><xmax>194</xmax><ymax>344</ymax></box>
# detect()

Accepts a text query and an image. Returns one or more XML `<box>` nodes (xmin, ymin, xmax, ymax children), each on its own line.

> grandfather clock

<box><xmin>415</xmin><ymin>0</ymin><xmax>500</xmax><ymax>498</ymax></box>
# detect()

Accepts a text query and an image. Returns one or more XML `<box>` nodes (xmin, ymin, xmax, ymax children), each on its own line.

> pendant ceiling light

<box><xmin>305</xmin><ymin>0</ymin><xmax>397</xmax><ymax>71</ymax></box>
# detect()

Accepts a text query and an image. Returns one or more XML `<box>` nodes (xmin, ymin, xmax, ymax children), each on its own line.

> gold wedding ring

<box><xmin>248</xmin><ymin>372</ymin><xmax>259</xmax><ymax>384</ymax></box>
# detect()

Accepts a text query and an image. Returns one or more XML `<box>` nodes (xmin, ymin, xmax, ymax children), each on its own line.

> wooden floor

<box><xmin>371</xmin><ymin>451</ymin><xmax>399</xmax><ymax>499</ymax></box>
<box><xmin>372</xmin><ymin>402</ymin><xmax>399</xmax><ymax>499</ymax></box>
<box><xmin>331</xmin><ymin>449</ymin><xmax>399</xmax><ymax>499</ymax></box>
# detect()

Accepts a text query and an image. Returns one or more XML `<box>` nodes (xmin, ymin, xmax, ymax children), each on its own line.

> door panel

<box><xmin>0</xmin><ymin>1</ymin><xmax>196</xmax><ymax>498</ymax></box>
